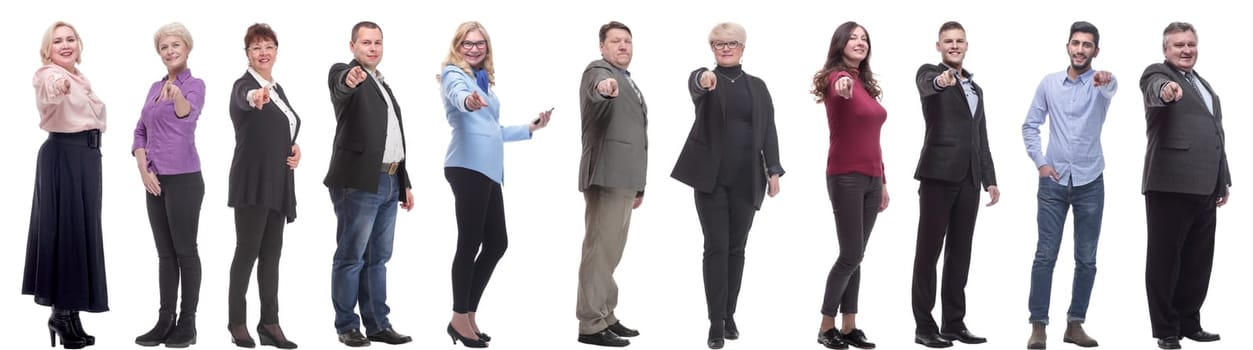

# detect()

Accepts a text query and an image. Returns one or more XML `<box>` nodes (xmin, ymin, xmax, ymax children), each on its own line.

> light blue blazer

<box><xmin>441</xmin><ymin>65</ymin><xmax>532</xmax><ymax>184</ymax></box>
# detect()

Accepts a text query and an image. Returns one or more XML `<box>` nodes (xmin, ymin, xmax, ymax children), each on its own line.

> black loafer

<box><xmin>368</xmin><ymin>327</ymin><xmax>412</xmax><ymax>345</ymax></box>
<box><xmin>578</xmin><ymin>329</ymin><xmax>629</xmax><ymax>347</ymax></box>
<box><xmin>608</xmin><ymin>321</ymin><xmax>639</xmax><ymax>338</ymax></box>
<box><xmin>1157</xmin><ymin>336</ymin><xmax>1181</xmax><ymax>349</ymax></box>
<box><xmin>1185</xmin><ymin>330</ymin><xmax>1220</xmax><ymax>342</ymax></box>
<box><xmin>915</xmin><ymin>333</ymin><xmax>953</xmax><ymax>348</ymax></box>
<box><xmin>940</xmin><ymin>329</ymin><xmax>987</xmax><ymax>344</ymax></box>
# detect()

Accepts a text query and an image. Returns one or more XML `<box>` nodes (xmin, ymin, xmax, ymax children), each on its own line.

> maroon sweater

<box><xmin>823</xmin><ymin>70</ymin><xmax>886</xmax><ymax>181</ymax></box>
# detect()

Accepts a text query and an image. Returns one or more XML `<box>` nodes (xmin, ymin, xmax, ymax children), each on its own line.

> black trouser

<box><xmin>446</xmin><ymin>167</ymin><xmax>508</xmax><ymax>313</ymax></box>
<box><xmin>1144</xmin><ymin>191</ymin><xmax>1217</xmax><ymax>339</ymax></box>
<box><xmin>820</xmin><ymin>174</ymin><xmax>882</xmax><ymax>316</ymax></box>
<box><xmin>695</xmin><ymin>180</ymin><xmax>757</xmax><ymax>321</ymax></box>
<box><xmin>229</xmin><ymin>206</ymin><xmax>286</xmax><ymax>325</ymax></box>
<box><xmin>145</xmin><ymin>172</ymin><xmax>205</xmax><ymax>317</ymax></box>
<box><xmin>911</xmin><ymin>178</ymin><xmax>980</xmax><ymax>334</ymax></box>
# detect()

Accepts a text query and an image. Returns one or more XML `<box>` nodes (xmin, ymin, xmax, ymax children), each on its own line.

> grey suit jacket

<box><xmin>579</xmin><ymin>59</ymin><xmax>648</xmax><ymax>193</ymax></box>
<box><xmin>1139</xmin><ymin>61</ymin><xmax>1230</xmax><ymax>196</ymax></box>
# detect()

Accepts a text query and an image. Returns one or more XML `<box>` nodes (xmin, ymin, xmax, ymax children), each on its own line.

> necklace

<box><xmin>717</xmin><ymin>71</ymin><xmax>745</xmax><ymax>83</ymax></box>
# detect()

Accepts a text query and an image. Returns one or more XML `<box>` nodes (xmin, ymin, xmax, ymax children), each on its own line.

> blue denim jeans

<box><xmin>1028</xmin><ymin>175</ymin><xmax>1103</xmax><ymax>324</ymax></box>
<box><xmin>330</xmin><ymin>173</ymin><xmax>399</xmax><ymax>334</ymax></box>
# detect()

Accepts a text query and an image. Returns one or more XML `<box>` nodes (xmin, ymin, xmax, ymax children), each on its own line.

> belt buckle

<box><xmin>386</xmin><ymin>162</ymin><xmax>398</xmax><ymax>175</ymax></box>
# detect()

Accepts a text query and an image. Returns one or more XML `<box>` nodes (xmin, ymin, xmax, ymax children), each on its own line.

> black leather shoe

<box><xmin>707</xmin><ymin>321</ymin><xmax>725</xmax><ymax>349</ymax></box>
<box><xmin>477</xmin><ymin>332</ymin><xmax>492</xmax><ymax>342</ymax></box>
<box><xmin>1185</xmin><ymin>330</ymin><xmax>1220</xmax><ymax>342</ymax></box>
<box><xmin>940</xmin><ymin>329</ymin><xmax>987</xmax><ymax>344</ymax></box>
<box><xmin>368</xmin><ymin>328</ymin><xmax>412</xmax><ymax>345</ymax></box>
<box><xmin>136</xmin><ymin>313</ymin><xmax>176</xmax><ymax>346</ymax></box>
<box><xmin>818</xmin><ymin>328</ymin><xmax>849</xmax><ymax>349</ymax></box>
<box><xmin>256</xmin><ymin>324</ymin><xmax>297</xmax><ymax>349</ymax></box>
<box><xmin>447</xmin><ymin>324</ymin><xmax>487</xmax><ymax>348</ymax></box>
<box><xmin>578</xmin><ymin>329</ymin><xmax>630</xmax><ymax>347</ymax></box>
<box><xmin>608</xmin><ymin>321</ymin><xmax>639</xmax><ymax>338</ymax></box>
<box><xmin>842</xmin><ymin>328</ymin><xmax>876</xmax><ymax>349</ymax></box>
<box><xmin>69</xmin><ymin>311</ymin><xmax>95</xmax><ymax>346</ymax></box>
<box><xmin>337</xmin><ymin>329</ymin><xmax>370</xmax><ymax>347</ymax></box>
<box><xmin>1157</xmin><ymin>336</ymin><xmax>1181</xmax><ymax>349</ymax></box>
<box><xmin>708</xmin><ymin>337</ymin><xmax>725</xmax><ymax>349</ymax></box>
<box><xmin>915</xmin><ymin>333</ymin><xmax>953</xmax><ymax>348</ymax></box>
<box><xmin>50</xmin><ymin>309</ymin><xmax>89</xmax><ymax>350</ymax></box>
<box><xmin>723</xmin><ymin>317</ymin><xmax>739</xmax><ymax>340</ymax></box>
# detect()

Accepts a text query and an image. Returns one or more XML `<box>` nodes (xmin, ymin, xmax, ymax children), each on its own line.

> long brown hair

<box><xmin>811</xmin><ymin>21</ymin><xmax>881</xmax><ymax>102</ymax></box>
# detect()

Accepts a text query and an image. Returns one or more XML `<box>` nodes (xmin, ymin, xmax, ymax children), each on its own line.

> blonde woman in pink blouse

<box><xmin>22</xmin><ymin>21</ymin><xmax>108</xmax><ymax>350</ymax></box>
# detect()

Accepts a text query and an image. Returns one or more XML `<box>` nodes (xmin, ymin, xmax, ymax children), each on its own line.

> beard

<box><xmin>1070</xmin><ymin>56</ymin><xmax>1092</xmax><ymax>72</ymax></box>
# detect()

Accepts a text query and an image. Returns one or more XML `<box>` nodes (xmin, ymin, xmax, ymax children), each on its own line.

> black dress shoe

<box><xmin>368</xmin><ymin>328</ymin><xmax>412</xmax><ymax>345</ymax></box>
<box><xmin>723</xmin><ymin>317</ymin><xmax>739</xmax><ymax>340</ymax></box>
<box><xmin>940</xmin><ymin>329</ymin><xmax>987</xmax><ymax>344</ymax></box>
<box><xmin>257</xmin><ymin>324</ymin><xmax>297</xmax><ymax>349</ymax></box>
<box><xmin>1185</xmin><ymin>330</ymin><xmax>1220</xmax><ymax>342</ymax></box>
<box><xmin>708</xmin><ymin>337</ymin><xmax>725</xmax><ymax>349</ymax></box>
<box><xmin>1157</xmin><ymin>336</ymin><xmax>1181</xmax><ymax>349</ymax></box>
<box><xmin>447</xmin><ymin>323</ymin><xmax>487</xmax><ymax>348</ymax></box>
<box><xmin>578</xmin><ymin>329</ymin><xmax>630</xmax><ymax>347</ymax></box>
<box><xmin>818</xmin><ymin>328</ymin><xmax>849</xmax><ymax>349</ymax></box>
<box><xmin>707</xmin><ymin>321</ymin><xmax>725</xmax><ymax>349</ymax></box>
<box><xmin>477</xmin><ymin>332</ymin><xmax>492</xmax><ymax>342</ymax></box>
<box><xmin>608</xmin><ymin>321</ymin><xmax>639</xmax><ymax>338</ymax></box>
<box><xmin>915</xmin><ymin>333</ymin><xmax>953</xmax><ymax>348</ymax></box>
<box><xmin>842</xmin><ymin>328</ymin><xmax>876</xmax><ymax>349</ymax></box>
<box><xmin>338</xmin><ymin>329</ymin><xmax>370</xmax><ymax>347</ymax></box>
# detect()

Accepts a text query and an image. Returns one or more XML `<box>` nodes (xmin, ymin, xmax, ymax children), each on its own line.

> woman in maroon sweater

<box><xmin>811</xmin><ymin>21</ymin><xmax>888</xmax><ymax>350</ymax></box>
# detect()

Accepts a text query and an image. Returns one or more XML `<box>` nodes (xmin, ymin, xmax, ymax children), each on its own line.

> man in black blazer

<box><xmin>1139</xmin><ymin>22</ymin><xmax>1229</xmax><ymax>350</ymax></box>
<box><xmin>324</xmin><ymin>21</ymin><xmax>414</xmax><ymax>347</ymax></box>
<box><xmin>910</xmin><ymin>21</ymin><xmax>1000</xmax><ymax>349</ymax></box>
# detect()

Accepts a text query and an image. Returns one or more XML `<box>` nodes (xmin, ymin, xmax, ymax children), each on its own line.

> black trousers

<box><xmin>1144</xmin><ymin>191</ymin><xmax>1217</xmax><ymax>339</ymax></box>
<box><xmin>695</xmin><ymin>180</ymin><xmax>757</xmax><ymax>321</ymax></box>
<box><xmin>911</xmin><ymin>178</ymin><xmax>980</xmax><ymax>334</ymax></box>
<box><xmin>145</xmin><ymin>172</ymin><xmax>205</xmax><ymax>316</ymax></box>
<box><xmin>446</xmin><ymin>167</ymin><xmax>508</xmax><ymax>313</ymax></box>
<box><xmin>229</xmin><ymin>206</ymin><xmax>286</xmax><ymax>325</ymax></box>
<box><xmin>820</xmin><ymin>174</ymin><xmax>882</xmax><ymax>316</ymax></box>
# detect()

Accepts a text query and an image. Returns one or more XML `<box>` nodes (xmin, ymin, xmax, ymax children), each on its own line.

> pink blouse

<box><xmin>33</xmin><ymin>64</ymin><xmax>107</xmax><ymax>133</ymax></box>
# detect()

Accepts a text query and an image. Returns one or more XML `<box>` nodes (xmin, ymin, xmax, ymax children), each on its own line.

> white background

<box><xmin>1</xmin><ymin>1</ymin><xmax>1248</xmax><ymax>349</ymax></box>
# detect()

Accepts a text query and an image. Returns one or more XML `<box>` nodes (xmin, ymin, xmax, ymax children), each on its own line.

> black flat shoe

<box><xmin>1157</xmin><ymin>336</ymin><xmax>1181</xmax><ymax>349</ymax></box>
<box><xmin>818</xmin><ymin>328</ymin><xmax>848</xmax><ymax>349</ymax></box>
<box><xmin>724</xmin><ymin>317</ymin><xmax>739</xmax><ymax>340</ymax></box>
<box><xmin>841</xmin><ymin>328</ymin><xmax>876</xmax><ymax>349</ymax></box>
<box><xmin>914</xmin><ymin>332</ymin><xmax>953</xmax><ymax>348</ymax></box>
<box><xmin>939</xmin><ymin>329</ymin><xmax>987</xmax><ymax>344</ymax></box>
<box><xmin>368</xmin><ymin>327</ymin><xmax>412</xmax><ymax>345</ymax></box>
<box><xmin>608</xmin><ymin>321</ymin><xmax>639</xmax><ymax>338</ymax></box>
<box><xmin>1185</xmin><ymin>330</ymin><xmax>1220</xmax><ymax>342</ymax></box>
<box><xmin>136</xmin><ymin>313</ymin><xmax>176</xmax><ymax>346</ymax></box>
<box><xmin>256</xmin><ymin>324</ymin><xmax>297</xmax><ymax>349</ymax></box>
<box><xmin>227</xmin><ymin>324</ymin><xmax>255</xmax><ymax>348</ymax></box>
<box><xmin>447</xmin><ymin>323</ymin><xmax>487</xmax><ymax>348</ymax></box>
<box><xmin>578</xmin><ymin>329</ymin><xmax>629</xmax><ymax>347</ymax></box>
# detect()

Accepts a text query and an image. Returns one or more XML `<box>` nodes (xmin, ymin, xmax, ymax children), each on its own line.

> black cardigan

<box><xmin>227</xmin><ymin>71</ymin><xmax>301</xmax><ymax>222</ymax></box>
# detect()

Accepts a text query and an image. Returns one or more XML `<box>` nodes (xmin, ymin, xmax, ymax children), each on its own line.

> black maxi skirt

<box><xmin>21</xmin><ymin>130</ymin><xmax>109</xmax><ymax>312</ymax></box>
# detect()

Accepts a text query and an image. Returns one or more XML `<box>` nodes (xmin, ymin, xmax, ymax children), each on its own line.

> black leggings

<box><xmin>145</xmin><ymin>172</ymin><xmax>205</xmax><ymax>316</ymax></box>
<box><xmin>228</xmin><ymin>206</ymin><xmax>285</xmax><ymax>325</ymax></box>
<box><xmin>821</xmin><ymin>173</ymin><xmax>882</xmax><ymax>316</ymax></box>
<box><xmin>445</xmin><ymin>167</ymin><xmax>508</xmax><ymax>313</ymax></box>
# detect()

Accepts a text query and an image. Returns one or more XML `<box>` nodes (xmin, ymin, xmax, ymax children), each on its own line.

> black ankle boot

<box><xmin>135</xmin><ymin>313</ymin><xmax>176</xmax><ymax>346</ymax></box>
<box><xmin>50</xmin><ymin>309</ymin><xmax>89</xmax><ymax>349</ymax></box>
<box><xmin>69</xmin><ymin>311</ymin><xmax>95</xmax><ymax>346</ymax></box>
<box><xmin>165</xmin><ymin>314</ymin><xmax>197</xmax><ymax>348</ymax></box>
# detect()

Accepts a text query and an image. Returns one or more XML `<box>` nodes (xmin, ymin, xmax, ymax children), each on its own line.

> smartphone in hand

<box><xmin>533</xmin><ymin>107</ymin><xmax>554</xmax><ymax>125</ymax></box>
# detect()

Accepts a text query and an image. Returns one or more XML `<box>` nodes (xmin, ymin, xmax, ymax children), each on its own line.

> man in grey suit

<box><xmin>1139</xmin><ymin>21</ymin><xmax>1230</xmax><ymax>350</ymax></box>
<box><xmin>576</xmin><ymin>20</ymin><xmax>647</xmax><ymax>348</ymax></box>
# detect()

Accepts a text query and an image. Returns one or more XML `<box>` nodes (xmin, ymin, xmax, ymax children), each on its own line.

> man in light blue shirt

<box><xmin>1020</xmin><ymin>21</ymin><xmax>1115</xmax><ymax>350</ymax></box>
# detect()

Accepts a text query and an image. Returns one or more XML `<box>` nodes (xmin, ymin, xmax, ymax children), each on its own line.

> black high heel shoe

<box><xmin>69</xmin><ymin>311</ymin><xmax>95</xmax><ymax>346</ymax></box>
<box><xmin>256</xmin><ymin>324</ymin><xmax>298</xmax><ymax>349</ymax></box>
<box><xmin>227</xmin><ymin>324</ymin><xmax>255</xmax><ymax>348</ymax></box>
<box><xmin>446</xmin><ymin>323</ymin><xmax>487</xmax><ymax>348</ymax></box>
<box><xmin>49</xmin><ymin>309</ymin><xmax>89</xmax><ymax>349</ymax></box>
<box><xmin>477</xmin><ymin>332</ymin><xmax>492</xmax><ymax>342</ymax></box>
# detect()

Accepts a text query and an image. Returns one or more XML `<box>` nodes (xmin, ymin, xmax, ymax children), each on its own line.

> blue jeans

<box><xmin>330</xmin><ymin>173</ymin><xmax>399</xmax><ymax>334</ymax></box>
<box><xmin>1028</xmin><ymin>175</ymin><xmax>1103</xmax><ymax>324</ymax></box>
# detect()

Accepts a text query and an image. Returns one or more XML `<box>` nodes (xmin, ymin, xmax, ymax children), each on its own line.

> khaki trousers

<box><xmin>576</xmin><ymin>185</ymin><xmax>636</xmax><ymax>334</ymax></box>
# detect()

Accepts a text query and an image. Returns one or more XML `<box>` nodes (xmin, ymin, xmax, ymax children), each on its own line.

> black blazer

<box><xmin>324</xmin><ymin>60</ymin><xmax>411</xmax><ymax>199</ymax></box>
<box><xmin>1139</xmin><ymin>61</ymin><xmax>1230</xmax><ymax>196</ymax></box>
<box><xmin>228</xmin><ymin>71</ymin><xmax>301</xmax><ymax>222</ymax></box>
<box><xmin>671</xmin><ymin>67</ymin><xmax>785</xmax><ymax>209</ymax></box>
<box><xmin>912</xmin><ymin>63</ymin><xmax>997</xmax><ymax>190</ymax></box>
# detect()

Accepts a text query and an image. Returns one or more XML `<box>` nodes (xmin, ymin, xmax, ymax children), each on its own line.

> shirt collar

<box><xmin>1064</xmin><ymin>67</ymin><xmax>1095</xmax><ymax>84</ymax></box>
<box><xmin>247</xmin><ymin>67</ymin><xmax>275</xmax><ymax>87</ymax></box>
<box><xmin>165</xmin><ymin>68</ymin><xmax>193</xmax><ymax>84</ymax></box>
<box><xmin>940</xmin><ymin>62</ymin><xmax>973</xmax><ymax>80</ymax></box>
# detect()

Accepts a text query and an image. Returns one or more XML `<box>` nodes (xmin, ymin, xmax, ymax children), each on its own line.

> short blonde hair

<box><xmin>40</xmin><ymin>21</ymin><xmax>82</xmax><ymax>65</ymax></box>
<box><xmin>438</xmin><ymin>21</ymin><xmax>495</xmax><ymax>85</ymax></box>
<box><xmin>154</xmin><ymin>22</ymin><xmax>193</xmax><ymax>52</ymax></box>
<box><xmin>708</xmin><ymin>22</ymin><xmax>747</xmax><ymax>44</ymax></box>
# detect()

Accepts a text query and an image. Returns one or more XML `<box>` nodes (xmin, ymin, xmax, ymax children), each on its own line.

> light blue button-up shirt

<box><xmin>1022</xmin><ymin>68</ymin><xmax>1117</xmax><ymax>186</ymax></box>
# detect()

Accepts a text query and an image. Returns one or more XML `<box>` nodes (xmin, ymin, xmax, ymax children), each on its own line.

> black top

<box><xmin>228</xmin><ymin>71</ymin><xmax>301</xmax><ymax>222</ymax></box>
<box><xmin>713</xmin><ymin>65</ymin><xmax>754</xmax><ymax>185</ymax></box>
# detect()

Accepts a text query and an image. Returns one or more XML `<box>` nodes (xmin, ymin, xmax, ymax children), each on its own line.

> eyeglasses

<box><xmin>460</xmin><ymin>40</ymin><xmax>488</xmax><ymax>49</ymax></box>
<box><xmin>710</xmin><ymin>41</ymin><xmax>741</xmax><ymax>50</ymax></box>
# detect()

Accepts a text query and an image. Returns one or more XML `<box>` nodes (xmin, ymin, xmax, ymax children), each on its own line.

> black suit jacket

<box><xmin>324</xmin><ymin>60</ymin><xmax>411</xmax><ymax>199</ymax></box>
<box><xmin>913</xmin><ymin>63</ymin><xmax>997</xmax><ymax>190</ymax></box>
<box><xmin>1139</xmin><ymin>61</ymin><xmax>1230</xmax><ymax>196</ymax></box>
<box><xmin>228</xmin><ymin>71</ymin><xmax>301</xmax><ymax>222</ymax></box>
<box><xmin>671</xmin><ymin>67</ymin><xmax>785</xmax><ymax>209</ymax></box>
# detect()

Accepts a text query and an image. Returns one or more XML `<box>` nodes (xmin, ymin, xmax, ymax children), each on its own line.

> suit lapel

<box><xmin>273</xmin><ymin>84</ymin><xmax>301</xmax><ymax>142</ymax></box>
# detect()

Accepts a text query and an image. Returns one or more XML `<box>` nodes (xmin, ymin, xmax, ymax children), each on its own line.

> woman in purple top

<box><xmin>131</xmin><ymin>22</ymin><xmax>205</xmax><ymax>348</ymax></box>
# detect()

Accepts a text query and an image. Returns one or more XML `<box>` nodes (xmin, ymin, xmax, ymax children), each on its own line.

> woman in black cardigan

<box><xmin>670</xmin><ymin>22</ymin><xmax>784</xmax><ymax>350</ymax></box>
<box><xmin>225</xmin><ymin>23</ymin><xmax>301</xmax><ymax>349</ymax></box>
